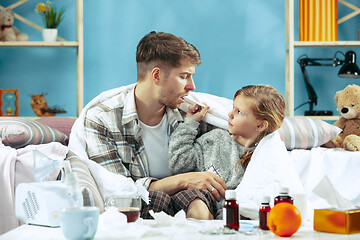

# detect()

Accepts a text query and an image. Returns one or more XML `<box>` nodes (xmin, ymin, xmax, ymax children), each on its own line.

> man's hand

<box><xmin>186</xmin><ymin>104</ymin><xmax>210</xmax><ymax>122</ymax></box>
<box><xmin>148</xmin><ymin>171</ymin><xmax>227</xmax><ymax>202</ymax></box>
<box><xmin>180</xmin><ymin>172</ymin><xmax>227</xmax><ymax>202</ymax></box>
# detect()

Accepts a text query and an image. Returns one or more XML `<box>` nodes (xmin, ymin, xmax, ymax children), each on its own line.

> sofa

<box><xmin>1</xmin><ymin>115</ymin><xmax>360</xmax><ymax>234</ymax></box>
<box><xmin>0</xmin><ymin>116</ymin><xmax>104</xmax><ymax>234</ymax></box>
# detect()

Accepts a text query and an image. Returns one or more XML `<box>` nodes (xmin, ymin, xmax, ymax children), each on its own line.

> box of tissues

<box><xmin>314</xmin><ymin>208</ymin><xmax>360</xmax><ymax>234</ymax></box>
<box><xmin>312</xmin><ymin>175</ymin><xmax>360</xmax><ymax>234</ymax></box>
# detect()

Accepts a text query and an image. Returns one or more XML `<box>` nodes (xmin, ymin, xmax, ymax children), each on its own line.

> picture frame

<box><xmin>0</xmin><ymin>89</ymin><xmax>19</xmax><ymax>116</ymax></box>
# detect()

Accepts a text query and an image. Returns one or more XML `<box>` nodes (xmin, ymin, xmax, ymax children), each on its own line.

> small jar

<box><xmin>223</xmin><ymin>190</ymin><xmax>239</xmax><ymax>230</ymax></box>
<box><xmin>274</xmin><ymin>187</ymin><xmax>293</xmax><ymax>205</ymax></box>
<box><xmin>259</xmin><ymin>196</ymin><xmax>271</xmax><ymax>230</ymax></box>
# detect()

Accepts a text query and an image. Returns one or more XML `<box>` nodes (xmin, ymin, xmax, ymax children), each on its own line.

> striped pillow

<box><xmin>278</xmin><ymin>117</ymin><xmax>342</xmax><ymax>150</ymax></box>
<box><xmin>0</xmin><ymin>117</ymin><xmax>68</xmax><ymax>149</ymax></box>
<box><xmin>66</xmin><ymin>151</ymin><xmax>104</xmax><ymax>212</ymax></box>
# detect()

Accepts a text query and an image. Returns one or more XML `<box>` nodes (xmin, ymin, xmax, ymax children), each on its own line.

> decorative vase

<box><xmin>42</xmin><ymin>28</ymin><xmax>58</xmax><ymax>42</ymax></box>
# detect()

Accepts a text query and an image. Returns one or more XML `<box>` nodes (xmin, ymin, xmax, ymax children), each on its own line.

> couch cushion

<box><xmin>66</xmin><ymin>151</ymin><xmax>104</xmax><ymax>212</ymax></box>
<box><xmin>35</xmin><ymin>117</ymin><xmax>76</xmax><ymax>145</ymax></box>
<box><xmin>0</xmin><ymin>117</ymin><xmax>68</xmax><ymax>149</ymax></box>
<box><xmin>278</xmin><ymin>116</ymin><xmax>342</xmax><ymax>150</ymax></box>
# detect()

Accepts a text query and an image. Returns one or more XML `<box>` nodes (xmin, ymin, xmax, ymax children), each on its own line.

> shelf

<box><xmin>0</xmin><ymin>0</ymin><xmax>83</xmax><ymax>116</ymax></box>
<box><xmin>0</xmin><ymin>41</ymin><xmax>79</xmax><ymax>48</ymax></box>
<box><xmin>21</xmin><ymin>116</ymin><xmax>77</xmax><ymax>120</ymax></box>
<box><xmin>293</xmin><ymin>41</ymin><xmax>360</xmax><ymax>48</ymax></box>
<box><xmin>285</xmin><ymin>0</ymin><xmax>360</xmax><ymax>121</ymax></box>
<box><xmin>301</xmin><ymin>116</ymin><xmax>340</xmax><ymax>121</ymax></box>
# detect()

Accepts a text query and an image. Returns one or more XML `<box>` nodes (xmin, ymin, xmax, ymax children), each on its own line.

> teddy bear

<box><xmin>327</xmin><ymin>84</ymin><xmax>360</xmax><ymax>151</ymax></box>
<box><xmin>0</xmin><ymin>9</ymin><xmax>28</xmax><ymax>41</ymax></box>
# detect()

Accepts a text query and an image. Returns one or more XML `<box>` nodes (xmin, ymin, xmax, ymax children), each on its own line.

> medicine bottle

<box><xmin>223</xmin><ymin>190</ymin><xmax>239</xmax><ymax>230</ymax></box>
<box><xmin>259</xmin><ymin>196</ymin><xmax>271</xmax><ymax>230</ymax></box>
<box><xmin>274</xmin><ymin>187</ymin><xmax>293</xmax><ymax>205</ymax></box>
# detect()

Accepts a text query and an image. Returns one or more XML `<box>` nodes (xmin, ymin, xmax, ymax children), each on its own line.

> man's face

<box><xmin>158</xmin><ymin>61</ymin><xmax>196</xmax><ymax>109</ymax></box>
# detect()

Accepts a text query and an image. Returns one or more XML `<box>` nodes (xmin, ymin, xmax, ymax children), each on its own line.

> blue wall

<box><xmin>1</xmin><ymin>0</ymin><xmax>359</xmax><ymax>117</ymax></box>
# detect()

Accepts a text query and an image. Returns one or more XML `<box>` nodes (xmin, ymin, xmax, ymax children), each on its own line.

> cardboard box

<box><xmin>314</xmin><ymin>208</ymin><xmax>360</xmax><ymax>234</ymax></box>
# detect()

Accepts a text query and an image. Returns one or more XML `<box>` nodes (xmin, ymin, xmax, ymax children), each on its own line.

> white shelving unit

<box><xmin>0</xmin><ymin>0</ymin><xmax>83</xmax><ymax>116</ymax></box>
<box><xmin>285</xmin><ymin>0</ymin><xmax>360</xmax><ymax>121</ymax></box>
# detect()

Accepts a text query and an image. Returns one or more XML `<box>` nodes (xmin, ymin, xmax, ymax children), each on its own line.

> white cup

<box><xmin>59</xmin><ymin>206</ymin><xmax>100</xmax><ymax>240</ymax></box>
<box><xmin>293</xmin><ymin>193</ymin><xmax>308</xmax><ymax>225</ymax></box>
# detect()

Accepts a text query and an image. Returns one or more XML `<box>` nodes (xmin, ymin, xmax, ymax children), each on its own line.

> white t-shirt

<box><xmin>139</xmin><ymin>114</ymin><xmax>172</xmax><ymax>179</ymax></box>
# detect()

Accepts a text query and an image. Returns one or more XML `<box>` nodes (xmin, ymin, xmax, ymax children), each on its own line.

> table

<box><xmin>1</xmin><ymin>219</ymin><xmax>360</xmax><ymax>240</ymax></box>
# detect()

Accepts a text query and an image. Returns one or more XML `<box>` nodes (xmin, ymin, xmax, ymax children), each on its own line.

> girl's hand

<box><xmin>186</xmin><ymin>104</ymin><xmax>210</xmax><ymax>122</ymax></box>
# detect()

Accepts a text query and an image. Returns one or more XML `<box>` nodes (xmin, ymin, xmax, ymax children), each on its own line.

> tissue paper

<box><xmin>313</xmin><ymin>175</ymin><xmax>360</xmax><ymax>234</ymax></box>
<box><xmin>312</xmin><ymin>175</ymin><xmax>355</xmax><ymax>210</ymax></box>
<box><xmin>149</xmin><ymin>210</ymin><xmax>186</xmax><ymax>226</ymax></box>
<box><xmin>95</xmin><ymin>207</ymin><xmax>163</xmax><ymax>239</ymax></box>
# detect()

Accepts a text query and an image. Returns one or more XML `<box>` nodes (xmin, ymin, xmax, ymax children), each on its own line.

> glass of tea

<box><xmin>105</xmin><ymin>196</ymin><xmax>141</xmax><ymax>223</ymax></box>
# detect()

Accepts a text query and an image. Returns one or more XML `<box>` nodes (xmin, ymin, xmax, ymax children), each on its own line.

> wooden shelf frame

<box><xmin>0</xmin><ymin>0</ymin><xmax>84</xmax><ymax>116</ymax></box>
<box><xmin>338</xmin><ymin>0</ymin><xmax>360</xmax><ymax>24</ymax></box>
<box><xmin>292</xmin><ymin>41</ymin><xmax>360</xmax><ymax>48</ymax></box>
<box><xmin>285</xmin><ymin>0</ymin><xmax>360</xmax><ymax>121</ymax></box>
<box><xmin>0</xmin><ymin>41</ymin><xmax>79</xmax><ymax>48</ymax></box>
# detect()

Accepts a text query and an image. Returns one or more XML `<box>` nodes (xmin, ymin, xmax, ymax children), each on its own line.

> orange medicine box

<box><xmin>314</xmin><ymin>208</ymin><xmax>360</xmax><ymax>234</ymax></box>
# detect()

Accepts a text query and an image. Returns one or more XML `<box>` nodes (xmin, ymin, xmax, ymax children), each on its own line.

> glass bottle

<box><xmin>63</xmin><ymin>161</ymin><xmax>83</xmax><ymax>208</ymax></box>
<box><xmin>274</xmin><ymin>187</ymin><xmax>293</xmax><ymax>205</ymax></box>
<box><xmin>259</xmin><ymin>196</ymin><xmax>271</xmax><ymax>230</ymax></box>
<box><xmin>223</xmin><ymin>190</ymin><xmax>239</xmax><ymax>230</ymax></box>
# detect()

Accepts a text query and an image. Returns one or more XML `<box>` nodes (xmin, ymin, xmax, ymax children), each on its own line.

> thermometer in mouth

<box><xmin>183</xmin><ymin>96</ymin><xmax>207</xmax><ymax>108</ymax></box>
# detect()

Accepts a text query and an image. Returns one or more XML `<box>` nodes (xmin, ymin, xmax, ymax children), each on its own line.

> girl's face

<box><xmin>228</xmin><ymin>95</ymin><xmax>260</xmax><ymax>139</ymax></box>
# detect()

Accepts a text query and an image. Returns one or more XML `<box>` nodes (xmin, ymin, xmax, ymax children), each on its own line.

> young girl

<box><xmin>168</xmin><ymin>85</ymin><xmax>303</xmax><ymax>219</ymax></box>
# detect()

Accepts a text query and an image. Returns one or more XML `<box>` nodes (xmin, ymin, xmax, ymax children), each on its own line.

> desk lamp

<box><xmin>297</xmin><ymin>51</ymin><xmax>360</xmax><ymax>116</ymax></box>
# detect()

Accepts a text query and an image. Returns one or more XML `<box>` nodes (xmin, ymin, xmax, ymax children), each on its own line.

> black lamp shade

<box><xmin>338</xmin><ymin>51</ymin><xmax>360</xmax><ymax>78</ymax></box>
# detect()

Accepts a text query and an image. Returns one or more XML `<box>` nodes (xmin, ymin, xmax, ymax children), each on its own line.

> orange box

<box><xmin>314</xmin><ymin>208</ymin><xmax>360</xmax><ymax>234</ymax></box>
<box><xmin>299</xmin><ymin>0</ymin><xmax>338</xmax><ymax>41</ymax></box>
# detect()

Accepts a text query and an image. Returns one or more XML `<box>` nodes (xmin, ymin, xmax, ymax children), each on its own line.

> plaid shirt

<box><xmin>84</xmin><ymin>86</ymin><xmax>213</xmax><ymax>189</ymax></box>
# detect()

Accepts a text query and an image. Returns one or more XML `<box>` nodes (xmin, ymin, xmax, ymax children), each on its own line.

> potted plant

<box><xmin>35</xmin><ymin>1</ymin><xmax>64</xmax><ymax>42</ymax></box>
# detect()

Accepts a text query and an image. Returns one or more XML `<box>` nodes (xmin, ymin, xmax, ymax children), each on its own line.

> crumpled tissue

<box><xmin>95</xmin><ymin>208</ymin><xmax>191</xmax><ymax>239</ymax></box>
<box><xmin>95</xmin><ymin>207</ymin><xmax>162</xmax><ymax>239</ymax></box>
<box><xmin>149</xmin><ymin>210</ymin><xmax>186</xmax><ymax>226</ymax></box>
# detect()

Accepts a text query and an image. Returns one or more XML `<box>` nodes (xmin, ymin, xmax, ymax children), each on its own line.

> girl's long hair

<box><xmin>234</xmin><ymin>85</ymin><xmax>285</xmax><ymax>172</ymax></box>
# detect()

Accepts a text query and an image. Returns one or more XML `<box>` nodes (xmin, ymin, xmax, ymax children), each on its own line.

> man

<box><xmin>79</xmin><ymin>31</ymin><xmax>226</xmax><ymax>219</ymax></box>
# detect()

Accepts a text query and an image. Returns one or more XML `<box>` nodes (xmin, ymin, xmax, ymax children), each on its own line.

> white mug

<box><xmin>59</xmin><ymin>206</ymin><xmax>100</xmax><ymax>240</ymax></box>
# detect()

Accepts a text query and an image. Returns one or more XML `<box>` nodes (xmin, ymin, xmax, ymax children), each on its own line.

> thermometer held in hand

<box><xmin>183</xmin><ymin>96</ymin><xmax>226</xmax><ymax>120</ymax></box>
